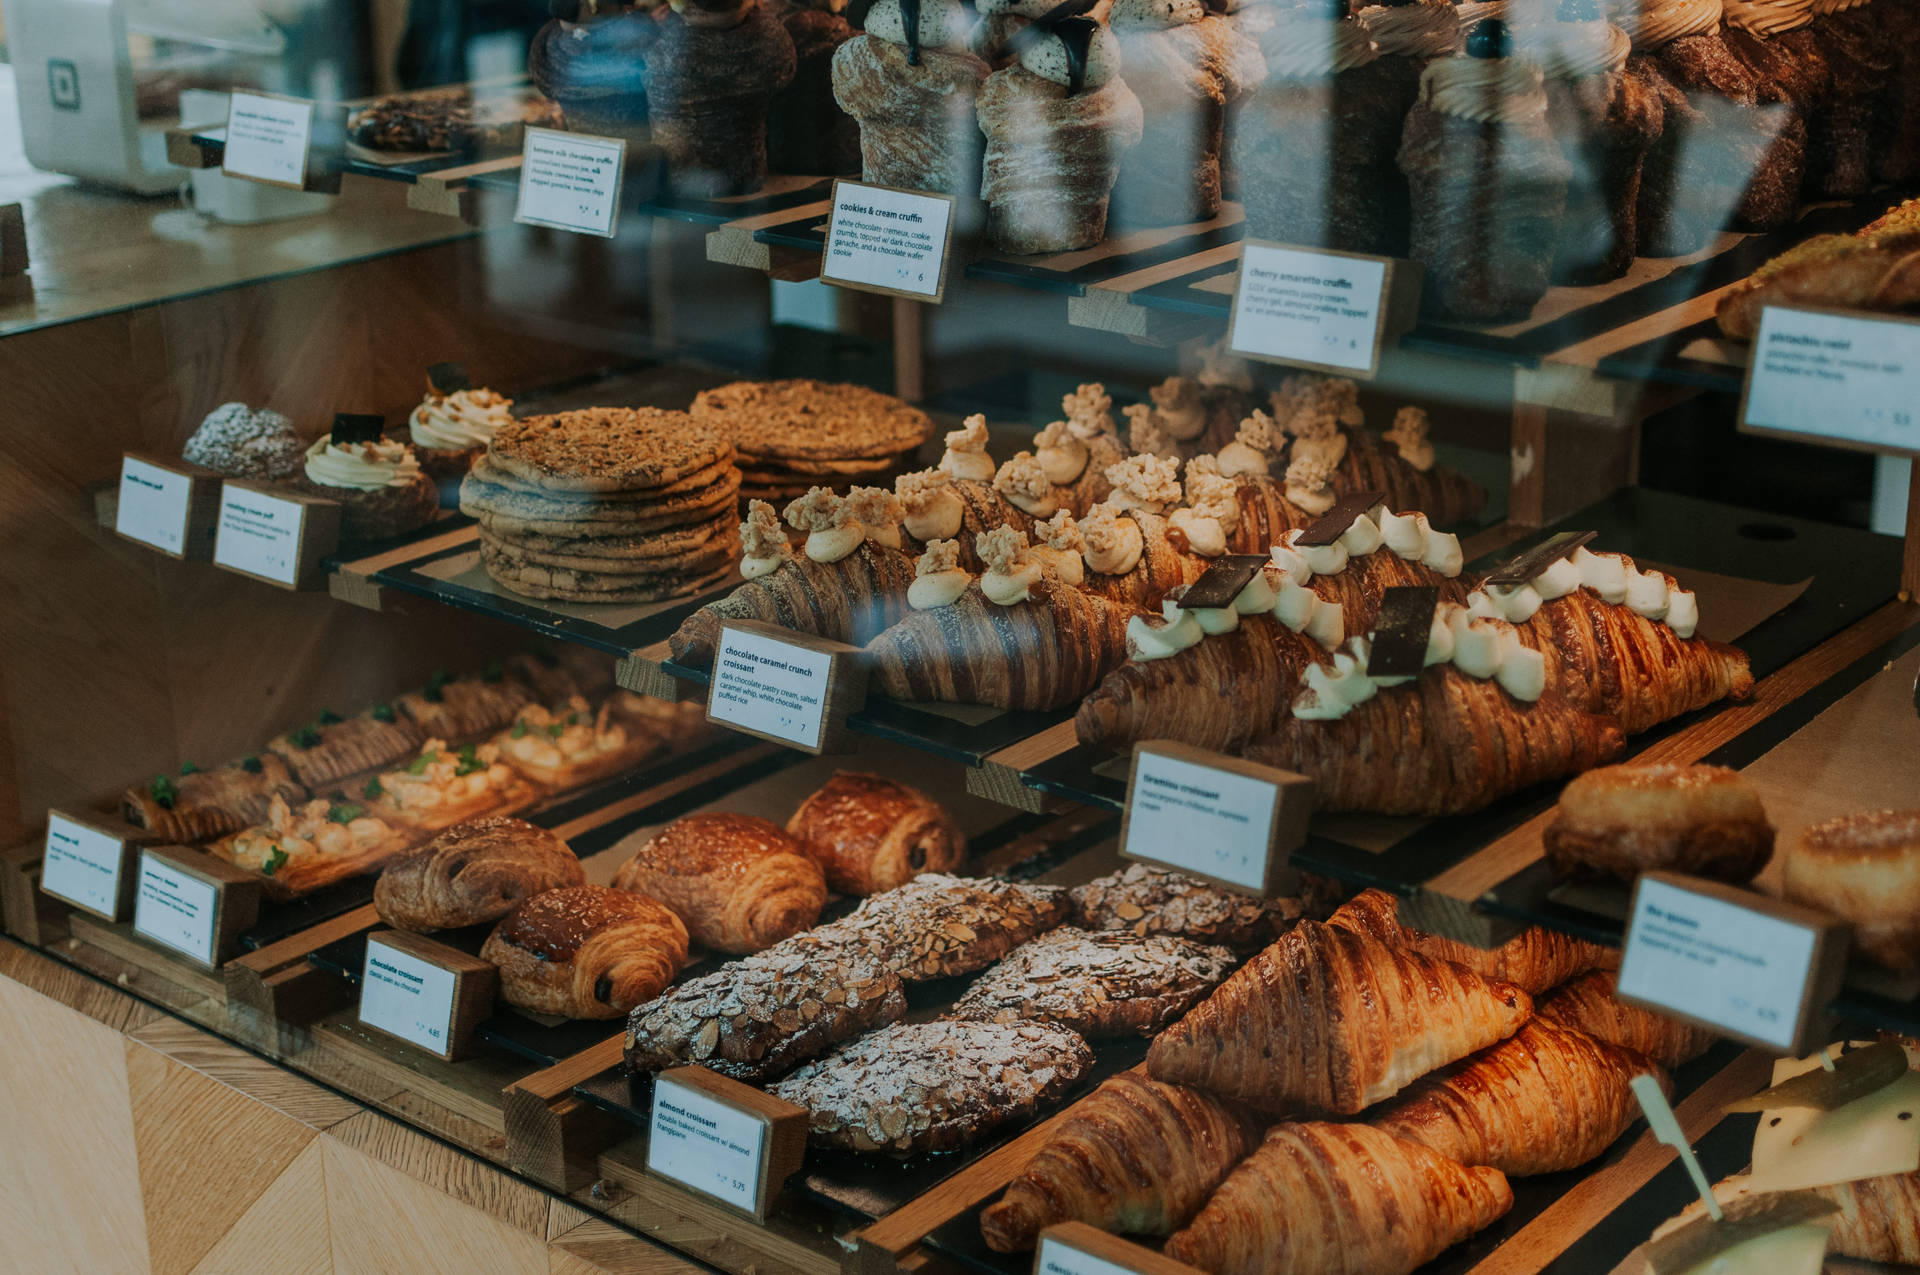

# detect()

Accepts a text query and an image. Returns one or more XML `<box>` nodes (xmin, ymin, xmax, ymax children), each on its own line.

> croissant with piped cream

<box><xmin>1328</xmin><ymin>888</ymin><xmax>1617</xmax><ymax>996</ymax></box>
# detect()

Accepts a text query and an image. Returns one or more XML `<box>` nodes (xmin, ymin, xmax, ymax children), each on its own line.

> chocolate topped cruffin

<box><xmin>690</xmin><ymin>379</ymin><xmax>935</xmax><ymax>501</ymax></box>
<box><xmin>461</xmin><ymin>407</ymin><xmax>743</xmax><ymax>603</ymax></box>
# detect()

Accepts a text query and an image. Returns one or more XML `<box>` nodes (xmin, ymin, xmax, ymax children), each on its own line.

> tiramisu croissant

<box><xmin>1371</xmin><ymin>1020</ymin><xmax>1664</xmax><ymax>1176</ymax></box>
<box><xmin>1164</xmin><ymin>1122</ymin><xmax>1514</xmax><ymax>1275</ymax></box>
<box><xmin>980</xmin><ymin>1072</ymin><xmax>1266</xmax><ymax>1252</ymax></box>
<box><xmin>832</xmin><ymin>0</ymin><xmax>990</xmax><ymax>194</ymax></box>
<box><xmin>646</xmin><ymin>0</ymin><xmax>796</xmax><ymax>196</ymax></box>
<box><xmin>1147</xmin><ymin>919</ymin><xmax>1533</xmax><ymax>1114</ymax></box>
<box><xmin>1327</xmin><ymin>888</ymin><xmax>1617</xmax><ymax>995</ymax></box>
<box><xmin>1537</xmin><ymin>970</ymin><xmax>1718</xmax><ymax>1067</ymax></box>
<box><xmin>611</xmin><ymin>812</ymin><xmax>828</xmax><ymax>954</ymax></box>
<box><xmin>669</xmin><ymin>497</ymin><xmax>915</xmax><ymax>665</ymax></box>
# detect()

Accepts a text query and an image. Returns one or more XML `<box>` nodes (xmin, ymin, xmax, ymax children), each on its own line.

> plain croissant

<box><xmin>864</xmin><ymin>578</ymin><xmax>1137</xmax><ymax>711</ymax></box>
<box><xmin>1818</xmin><ymin>1167</ymin><xmax>1920</xmax><ymax>1264</ymax></box>
<box><xmin>1327</xmin><ymin>889</ymin><xmax>1618</xmax><ymax>996</ymax></box>
<box><xmin>1371</xmin><ymin>1019</ymin><xmax>1666</xmax><ymax>1176</ymax></box>
<box><xmin>980</xmin><ymin>1071</ymin><xmax>1266</xmax><ymax>1252</ymax></box>
<box><xmin>1164</xmin><ymin>1121</ymin><xmax>1513</xmax><ymax>1275</ymax></box>
<box><xmin>1146</xmin><ymin>919</ymin><xmax>1534</xmax><ymax>1114</ymax></box>
<box><xmin>668</xmin><ymin>541</ymin><xmax>916</xmax><ymax>666</ymax></box>
<box><xmin>1537</xmin><ymin>970</ymin><xmax>1719</xmax><ymax>1068</ymax></box>
<box><xmin>1244</xmin><ymin>663</ymin><xmax>1627</xmax><ymax>816</ymax></box>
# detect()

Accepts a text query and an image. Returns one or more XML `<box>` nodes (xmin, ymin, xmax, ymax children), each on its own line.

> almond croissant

<box><xmin>979</xmin><ymin>1072</ymin><xmax>1266</xmax><ymax>1252</ymax></box>
<box><xmin>1164</xmin><ymin>1122</ymin><xmax>1513</xmax><ymax>1275</ymax></box>
<box><xmin>669</xmin><ymin>541</ymin><xmax>916</xmax><ymax>666</ymax></box>
<box><xmin>1146</xmin><ymin>920</ymin><xmax>1533</xmax><ymax>1115</ymax></box>
<box><xmin>865</xmin><ymin>578</ymin><xmax>1137</xmax><ymax>711</ymax></box>
<box><xmin>1244</xmin><ymin>663</ymin><xmax>1626</xmax><ymax>816</ymax></box>
<box><xmin>1371</xmin><ymin>1020</ymin><xmax>1665</xmax><ymax>1177</ymax></box>
<box><xmin>1536</xmin><ymin>970</ymin><xmax>1718</xmax><ymax>1068</ymax></box>
<box><xmin>1327</xmin><ymin>889</ymin><xmax>1617</xmax><ymax>996</ymax></box>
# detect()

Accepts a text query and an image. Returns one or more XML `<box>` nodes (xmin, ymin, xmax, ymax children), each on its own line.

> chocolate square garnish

<box><xmin>1175</xmin><ymin>555</ymin><xmax>1272</xmax><ymax>611</ymax></box>
<box><xmin>1367</xmin><ymin>586</ymin><xmax>1440</xmax><ymax>678</ymax></box>
<box><xmin>1483</xmin><ymin>530</ymin><xmax>1597</xmax><ymax>587</ymax></box>
<box><xmin>1294</xmin><ymin>489</ymin><xmax>1387</xmax><ymax>546</ymax></box>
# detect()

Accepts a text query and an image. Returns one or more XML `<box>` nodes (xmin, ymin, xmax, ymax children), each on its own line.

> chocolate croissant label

<box><xmin>1483</xmin><ymin>529</ymin><xmax>1596</xmax><ymax>586</ymax></box>
<box><xmin>1294</xmin><ymin>488</ymin><xmax>1386</xmax><ymax>546</ymax></box>
<box><xmin>1366</xmin><ymin>585</ymin><xmax>1440</xmax><ymax>678</ymax></box>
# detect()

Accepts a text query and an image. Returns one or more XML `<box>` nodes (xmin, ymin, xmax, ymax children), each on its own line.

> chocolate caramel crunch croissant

<box><xmin>1147</xmin><ymin>919</ymin><xmax>1533</xmax><ymax>1115</ymax></box>
<box><xmin>1164</xmin><ymin>1122</ymin><xmax>1514</xmax><ymax>1275</ymax></box>
<box><xmin>981</xmin><ymin>1071</ymin><xmax>1266</xmax><ymax>1252</ymax></box>
<box><xmin>669</xmin><ymin>540</ymin><xmax>916</xmax><ymax>666</ymax></box>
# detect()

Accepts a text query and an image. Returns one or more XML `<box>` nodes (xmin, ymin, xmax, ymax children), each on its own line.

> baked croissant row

<box><xmin>1244</xmin><ymin>662</ymin><xmax>1627</xmax><ymax>817</ymax></box>
<box><xmin>1327</xmin><ymin>889</ymin><xmax>1617</xmax><ymax>996</ymax></box>
<box><xmin>865</xmin><ymin>578</ymin><xmax>1137</xmax><ymax>711</ymax></box>
<box><xmin>1333</xmin><ymin>427</ymin><xmax>1486</xmax><ymax>528</ymax></box>
<box><xmin>1370</xmin><ymin>1020</ymin><xmax>1665</xmax><ymax>1177</ymax></box>
<box><xmin>668</xmin><ymin>541</ymin><xmax>916</xmax><ymax>666</ymax></box>
<box><xmin>1164</xmin><ymin>1122</ymin><xmax>1514</xmax><ymax>1275</ymax></box>
<box><xmin>1147</xmin><ymin>919</ymin><xmax>1534</xmax><ymax>1115</ymax></box>
<box><xmin>980</xmin><ymin>1071</ymin><xmax>1266</xmax><ymax>1252</ymax></box>
<box><xmin>1817</xmin><ymin>1166</ymin><xmax>1920</xmax><ymax>1264</ymax></box>
<box><xmin>1227</xmin><ymin>476</ymin><xmax>1316</xmax><ymax>555</ymax></box>
<box><xmin>1537</xmin><ymin>970</ymin><xmax>1719</xmax><ymax>1069</ymax></box>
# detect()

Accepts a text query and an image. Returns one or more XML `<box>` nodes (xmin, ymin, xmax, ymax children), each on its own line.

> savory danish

<box><xmin>1069</xmin><ymin>864</ymin><xmax>1321</xmax><ymax>952</ymax></box>
<box><xmin>397</xmin><ymin>669</ymin><xmax>533</xmax><ymax>741</ymax></box>
<box><xmin>493</xmin><ymin>696</ymin><xmax>662</xmax><ymax>791</ymax></box>
<box><xmin>209</xmin><ymin>795</ymin><xmax>417</xmax><ymax>901</ymax></box>
<box><xmin>480</xmin><ymin>885</ymin><xmax>689</xmax><ymax>1019</ymax></box>
<box><xmin>767</xmin><ymin>1019</ymin><xmax>1092</xmax><ymax>1153</ymax></box>
<box><xmin>784</xmin><ymin>771</ymin><xmax>966</xmax><ymax>895</ymax></box>
<box><xmin>1542</xmin><ymin>764</ymin><xmax>1776</xmax><ymax>885</ymax></box>
<box><xmin>949</xmin><ymin>928</ymin><xmax>1237</xmax><ymax>1037</ymax></box>
<box><xmin>610</xmin><ymin>813</ymin><xmax>827</xmax><ymax>955</ymax></box>
<box><xmin>267</xmin><ymin>704</ymin><xmax>424</xmax><ymax>789</ymax></box>
<box><xmin>624</xmin><ymin>936</ymin><xmax>908</xmax><ymax>1081</ymax></box>
<box><xmin>1782</xmin><ymin>809</ymin><xmax>1920</xmax><ymax>972</ymax></box>
<box><xmin>373</xmin><ymin>817</ymin><xmax>584</xmax><ymax>932</ymax></box>
<box><xmin>123</xmin><ymin>754</ymin><xmax>306</xmax><ymax>843</ymax></box>
<box><xmin>805</xmin><ymin>872</ymin><xmax>1073</xmax><ymax>982</ymax></box>
<box><xmin>363</xmin><ymin>738</ymin><xmax>541</xmax><ymax>835</ymax></box>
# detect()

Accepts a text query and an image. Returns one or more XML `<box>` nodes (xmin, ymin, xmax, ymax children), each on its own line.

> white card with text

<box><xmin>222</xmin><ymin>92</ymin><xmax>314</xmax><ymax>187</ymax></box>
<box><xmin>359</xmin><ymin>936</ymin><xmax>460</xmax><ymax>1053</ymax></box>
<box><xmin>1124</xmin><ymin>750</ymin><xmax>1278</xmax><ymax>892</ymax></box>
<box><xmin>648</xmin><ymin>1072</ymin><xmax>767</xmax><ymax>1213</ymax></box>
<box><xmin>1742</xmin><ymin>306</ymin><xmax>1920</xmax><ymax>457</ymax></box>
<box><xmin>132</xmin><ymin>854</ymin><xmax>219</xmax><ymax>964</ymax></box>
<box><xmin>1618</xmin><ymin>876</ymin><xmax>1818</xmax><ymax>1053</ymax></box>
<box><xmin>41</xmin><ymin>814</ymin><xmax>126</xmax><ymax>917</ymax></box>
<box><xmin>115</xmin><ymin>457</ymin><xmax>194</xmax><ymax>554</ymax></box>
<box><xmin>1230</xmin><ymin>242</ymin><xmax>1390</xmax><ymax>375</ymax></box>
<box><xmin>515</xmin><ymin>127</ymin><xmax>625</xmax><ymax>238</ymax></box>
<box><xmin>1036</xmin><ymin>1234</ymin><xmax>1142</xmax><ymax>1275</ymax></box>
<box><xmin>822</xmin><ymin>181</ymin><xmax>954</xmax><ymax>300</ymax></box>
<box><xmin>213</xmin><ymin>484</ymin><xmax>305</xmax><ymax>585</ymax></box>
<box><xmin>708</xmin><ymin>627</ymin><xmax>835</xmax><ymax>750</ymax></box>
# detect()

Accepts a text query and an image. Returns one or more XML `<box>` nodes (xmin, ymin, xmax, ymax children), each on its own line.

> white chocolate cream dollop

<box><xmin>1105</xmin><ymin>453</ymin><xmax>1183</xmax><ymax>517</ymax></box>
<box><xmin>1148</xmin><ymin>377</ymin><xmax>1209</xmax><ymax>441</ymax></box>
<box><xmin>1217</xmin><ymin>410</ymin><xmax>1280</xmax><ymax>479</ymax></box>
<box><xmin>940</xmin><ymin>414</ymin><xmax>997</xmax><ymax>482</ymax></box>
<box><xmin>1374</xmin><ymin>507</ymin><xmax>1464</xmax><ymax>575</ymax></box>
<box><xmin>1420</xmin><ymin>53</ymin><xmax>1548</xmax><ymax>122</ymax></box>
<box><xmin>1468</xmin><ymin>544</ymin><xmax>1700</xmax><ymax>638</ymax></box>
<box><xmin>1383</xmin><ymin>405</ymin><xmax>1436</xmax><ymax>472</ymax></box>
<box><xmin>977</xmin><ymin>526</ymin><xmax>1044</xmax><ymax>605</ymax></box>
<box><xmin>994</xmin><ymin>451</ymin><xmax>1060</xmax><ymax>518</ymax></box>
<box><xmin>897</xmin><ymin>469</ymin><xmax>967</xmax><ymax>541</ymax></box>
<box><xmin>1018</xmin><ymin>22</ymin><xmax>1123</xmax><ymax>90</ymax></box>
<box><xmin>785</xmin><ymin>487</ymin><xmax>865</xmax><ymax>563</ymax></box>
<box><xmin>1359</xmin><ymin>0</ymin><xmax>1459</xmax><ymax>57</ymax></box>
<box><xmin>1034</xmin><ymin>419</ymin><xmax>1091</xmax><ymax>485</ymax></box>
<box><xmin>866</xmin><ymin>0</ymin><xmax>972</xmax><ymax>50</ymax></box>
<box><xmin>409</xmin><ymin>387</ymin><xmax>512</xmax><ymax>452</ymax></box>
<box><xmin>845</xmin><ymin>485</ymin><xmax>905</xmax><ymax>550</ymax></box>
<box><xmin>1284</xmin><ymin>453</ymin><xmax>1337</xmax><ymax>516</ymax></box>
<box><xmin>303</xmin><ymin>435</ymin><xmax>422</xmax><ymax>491</ymax></box>
<box><xmin>1032</xmin><ymin>509</ymin><xmax>1086</xmax><ymax>586</ymax></box>
<box><xmin>1127</xmin><ymin>597</ymin><xmax>1207</xmax><ymax>660</ymax></box>
<box><xmin>1080</xmin><ymin>502</ymin><xmax>1146</xmax><ymax>576</ymax></box>
<box><xmin>738</xmin><ymin>499</ymin><xmax>794</xmax><ymax>580</ymax></box>
<box><xmin>908</xmin><ymin>539</ymin><xmax>972</xmax><ymax>609</ymax></box>
<box><xmin>1291</xmin><ymin>604</ymin><xmax>1547</xmax><ymax>720</ymax></box>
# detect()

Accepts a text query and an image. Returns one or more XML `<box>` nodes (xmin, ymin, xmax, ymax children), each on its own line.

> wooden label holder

<box><xmin>1119</xmin><ymin>740</ymin><xmax>1314</xmax><ymax>898</ymax></box>
<box><xmin>39</xmin><ymin>809</ymin><xmax>156</xmax><ymax>923</ymax></box>
<box><xmin>1227</xmin><ymin>237</ymin><xmax>1423</xmax><ymax>381</ymax></box>
<box><xmin>1616</xmin><ymin>871</ymin><xmax>1853</xmax><ymax>1057</ymax></box>
<box><xmin>706</xmin><ymin>619</ymin><xmax>868</xmax><ymax>756</ymax></box>
<box><xmin>357</xmin><ymin>928</ymin><xmax>498</xmax><ymax>1063</ymax></box>
<box><xmin>130</xmin><ymin>845</ymin><xmax>263</xmax><ymax>969</ymax></box>
<box><xmin>114</xmin><ymin>452</ymin><xmax>227</xmax><ymax>560</ymax></box>
<box><xmin>646</xmin><ymin>1064</ymin><xmax>808</xmax><ymax>1223</ymax></box>
<box><xmin>1035</xmin><ymin>1222</ymin><xmax>1209</xmax><ymax>1275</ymax></box>
<box><xmin>0</xmin><ymin>202</ymin><xmax>25</xmax><ymax>279</ymax></box>
<box><xmin>212</xmin><ymin>479</ymin><xmax>342</xmax><ymax>591</ymax></box>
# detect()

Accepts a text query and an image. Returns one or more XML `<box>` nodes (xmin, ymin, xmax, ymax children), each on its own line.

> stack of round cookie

<box><xmin>688</xmin><ymin>380</ymin><xmax>934</xmax><ymax>505</ymax></box>
<box><xmin>460</xmin><ymin>407</ymin><xmax>742</xmax><ymax>604</ymax></box>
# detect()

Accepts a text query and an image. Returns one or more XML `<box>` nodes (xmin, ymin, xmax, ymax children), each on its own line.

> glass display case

<box><xmin>2</xmin><ymin>2</ymin><xmax>1919</xmax><ymax>1272</ymax></box>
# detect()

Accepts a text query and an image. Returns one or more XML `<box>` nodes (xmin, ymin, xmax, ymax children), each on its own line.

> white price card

<box><xmin>132</xmin><ymin>852</ymin><xmax>219</xmax><ymax>964</ymax></box>
<box><xmin>115</xmin><ymin>456</ymin><xmax>194</xmax><ymax>554</ymax></box>
<box><xmin>821</xmin><ymin>179</ymin><xmax>956</xmax><ymax>302</ymax></box>
<box><xmin>1740</xmin><ymin>306</ymin><xmax>1920</xmax><ymax>457</ymax></box>
<box><xmin>648</xmin><ymin>1072</ymin><xmax>773</xmax><ymax>1214</ymax></box>
<box><xmin>1229</xmin><ymin>240</ymin><xmax>1397</xmax><ymax>376</ymax></box>
<box><xmin>41</xmin><ymin>813</ymin><xmax>128</xmax><ymax>917</ymax></box>
<box><xmin>515</xmin><ymin>127</ymin><xmax>625</xmax><ymax>238</ymax></box>
<box><xmin>1034</xmin><ymin>1222</ymin><xmax>1205</xmax><ymax>1275</ymax></box>
<box><xmin>1120</xmin><ymin>742</ymin><xmax>1312</xmax><ymax>896</ymax></box>
<box><xmin>213</xmin><ymin>482</ymin><xmax>305</xmax><ymax>585</ymax></box>
<box><xmin>707</xmin><ymin>625</ymin><xmax>841</xmax><ymax>751</ymax></box>
<box><xmin>359</xmin><ymin>935</ymin><xmax>459</xmax><ymax>1053</ymax></box>
<box><xmin>1038</xmin><ymin>1235</ymin><xmax>1141</xmax><ymax>1275</ymax></box>
<box><xmin>1618</xmin><ymin>873</ymin><xmax>1846</xmax><ymax>1055</ymax></box>
<box><xmin>222</xmin><ymin>92</ymin><xmax>314</xmax><ymax>188</ymax></box>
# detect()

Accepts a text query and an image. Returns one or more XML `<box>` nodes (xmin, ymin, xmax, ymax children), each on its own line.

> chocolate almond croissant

<box><xmin>1327</xmin><ymin>888</ymin><xmax>1616</xmax><ymax>996</ymax></box>
<box><xmin>1147</xmin><ymin>919</ymin><xmax>1533</xmax><ymax>1114</ymax></box>
<box><xmin>1164</xmin><ymin>1122</ymin><xmax>1514</xmax><ymax>1275</ymax></box>
<box><xmin>669</xmin><ymin>541</ymin><xmax>916</xmax><ymax>665</ymax></box>
<box><xmin>1371</xmin><ymin>1019</ymin><xmax>1665</xmax><ymax>1177</ymax></box>
<box><xmin>981</xmin><ymin>1072</ymin><xmax>1266</xmax><ymax>1252</ymax></box>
